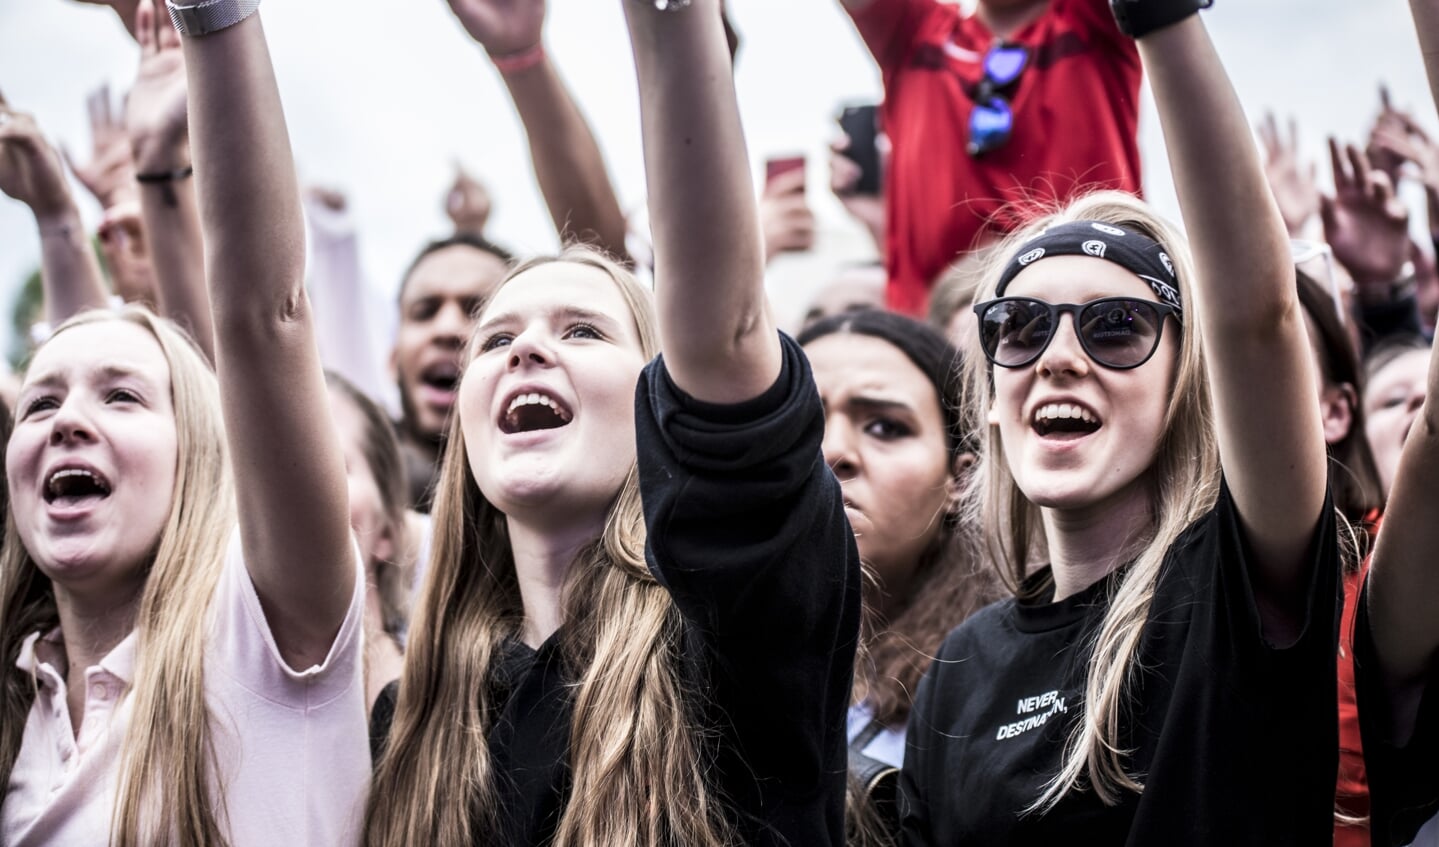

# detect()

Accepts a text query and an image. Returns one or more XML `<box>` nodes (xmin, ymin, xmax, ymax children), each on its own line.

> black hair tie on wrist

<box><xmin>136</xmin><ymin>165</ymin><xmax>194</xmax><ymax>208</ymax></box>
<box><xmin>1109</xmin><ymin>0</ymin><xmax>1213</xmax><ymax>39</ymax></box>
<box><xmin>136</xmin><ymin>165</ymin><xmax>194</xmax><ymax>184</ymax></box>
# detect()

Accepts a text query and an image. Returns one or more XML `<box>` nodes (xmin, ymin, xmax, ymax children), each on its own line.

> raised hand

<box><xmin>761</xmin><ymin>166</ymin><xmax>815</xmax><ymax>262</ymax></box>
<box><xmin>125</xmin><ymin>0</ymin><xmax>190</xmax><ymax>172</ymax></box>
<box><xmin>0</xmin><ymin>94</ymin><xmax>74</xmax><ymax>217</ymax></box>
<box><xmin>1321</xmin><ymin>139</ymin><xmax>1411</xmax><ymax>292</ymax></box>
<box><xmin>445</xmin><ymin>0</ymin><xmax>546</xmax><ymax>57</ymax></box>
<box><xmin>445</xmin><ymin>163</ymin><xmax>492</xmax><ymax>235</ymax></box>
<box><xmin>0</xmin><ymin>91</ymin><xmax>110</xmax><ymax>322</ymax></box>
<box><xmin>1366</xmin><ymin>107</ymin><xmax>1439</xmax><ymax>237</ymax></box>
<box><xmin>1258</xmin><ymin>112</ymin><xmax>1319</xmax><ymax>236</ymax></box>
<box><xmin>64</xmin><ymin>85</ymin><xmax>137</xmax><ymax>209</ymax></box>
<box><xmin>829</xmin><ymin>135</ymin><xmax>885</xmax><ymax>255</ymax></box>
<box><xmin>1366</xmin><ymin>85</ymin><xmax>1409</xmax><ymax>185</ymax></box>
<box><xmin>96</xmin><ymin>199</ymin><xmax>158</xmax><ymax>304</ymax></box>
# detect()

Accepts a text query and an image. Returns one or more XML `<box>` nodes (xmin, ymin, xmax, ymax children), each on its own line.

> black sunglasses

<box><xmin>967</xmin><ymin>43</ymin><xmax>1029</xmax><ymax>157</ymax></box>
<box><xmin>972</xmin><ymin>297</ymin><xmax>1182</xmax><ymax>370</ymax></box>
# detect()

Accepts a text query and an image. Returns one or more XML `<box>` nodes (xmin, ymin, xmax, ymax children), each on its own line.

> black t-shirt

<box><xmin>372</xmin><ymin>334</ymin><xmax>862</xmax><ymax>846</ymax></box>
<box><xmin>1354</xmin><ymin>578</ymin><xmax>1439</xmax><ymax>846</ymax></box>
<box><xmin>900</xmin><ymin>482</ymin><xmax>1341</xmax><ymax>846</ymax></box>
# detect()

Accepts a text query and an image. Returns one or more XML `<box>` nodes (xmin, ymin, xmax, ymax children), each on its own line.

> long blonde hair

<box><xmin>960</xmin><ymin>192</ymin><xmax>1222</xmax><ymax>810</ymax></box>
<box><xmin>364</xmin><ymin>247</ymin><xmax>733</xmax><ymax>847</ymax></box>
<box><xmin>0</xmin><ymin>307</ymin><xmax>236</xmax><ymax>845</ymax></box>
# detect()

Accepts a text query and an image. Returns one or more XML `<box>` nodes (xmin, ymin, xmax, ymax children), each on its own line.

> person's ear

<box><xmin>1320</xmin><ymin>382</ymin><xmax>1357</xmax><ymax>445</ymax></box>
<box><xmin>947</xmin><ymin>452</ymin><xmax>976</xmax><ymax>514</ymax></box>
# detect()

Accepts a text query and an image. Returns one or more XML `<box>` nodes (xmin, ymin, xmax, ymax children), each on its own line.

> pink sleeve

<box><xmin>846</xmin><ymin>0</ymin><xmax>943</xmax><ymax>74</ymax></box>
<box><xmin>207</xmin><ymin>529</ymin><xmax>367</xmax><ymax>708</ymax></box>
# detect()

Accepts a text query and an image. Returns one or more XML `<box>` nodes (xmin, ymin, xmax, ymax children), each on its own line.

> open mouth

<box><xmin>419</xmin><ymin>362</ymin><xmax>461</xmax><ymax>397</ymax></box>
<box><xmin>1032</xmin><ymin>403</ymin><xmax>1101</xmax><ymax>439</ymax></box>
<box><xmin>499</xmin><ymin>391</ymin><xmax>574</xmax><ymax>435</ymax></box>
<box><xmin>44</xmin><ymin>467</ymin><xmax>112</xmax><ymax>507</ymax></box>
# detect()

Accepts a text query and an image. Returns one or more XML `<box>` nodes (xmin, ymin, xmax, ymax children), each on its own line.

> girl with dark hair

<box><xmin>798</xmin><ymin>312</ymin><xmax>992</xmax><ymax>736</ymax></box>
<box><xmin>900</xmin><ymin>2</ymin><xmax>1341</xmax><ymax>844</ymax></box>
<box><xmin>798</xmin><ymin>311</ymin><xmax>1001</xmax><ymax>844</ymax></box>
<box><xmin>364</xmin><ymin>1</ymin><xmax>860</xmax><ymax>845</ymax></box>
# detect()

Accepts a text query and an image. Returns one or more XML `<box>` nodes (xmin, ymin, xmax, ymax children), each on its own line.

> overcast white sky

<box><xmin>0</xmin><ymin>0</ymin><xmax>1432</xmax><ymax>333</ymax></box>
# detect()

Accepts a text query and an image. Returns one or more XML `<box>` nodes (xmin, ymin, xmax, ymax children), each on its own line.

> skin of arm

<box><xmin>623</xmin><ymin>0</ymin><xmax>779</xmax><ymax>404</ymax></box>
<box><xmin>447</xmin><ymin>0</ymin><xmax>629</xmax><ymax>260</ymax></box>
<box><xmin>128</xmin><ymin>3</ymin><xmax>213</xmax><ymax>361</ymax></box>
<box><xmin>0</xmin><ymin>99</ymin><xmax>110</xmax><ymax>325</ymax></box>
<box><xmin>1140</xmin><ymin>16</ymin><xmax>1328</xmax><ymax>643</ymax></box>
<box><xmin>1364</xmin><ymin>0</ymin><xmax>1439</xmax><ymax>741</ymax></box>
<box><xmin>179</xmin><ymin>3</ymin><xmax>354</xmax><ymax>669</ymax></box>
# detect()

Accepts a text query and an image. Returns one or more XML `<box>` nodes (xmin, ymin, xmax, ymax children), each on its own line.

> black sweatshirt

<box><xmin>372</xmin><ymin>333</ymin><xmax>861</xmax><ymax>845</ymax></box>
<box><xmin>900</xmin><ymin>482</ymin><xmax>1341</xmax><ymax>846</ymax></box>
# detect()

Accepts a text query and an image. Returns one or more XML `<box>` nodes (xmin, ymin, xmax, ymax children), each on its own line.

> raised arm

<box><xmin>127</xmin><ymin>2</ymin><xmax>214</xmax><ymax>361</ymax></box>
<box><xmin>177</xmin><ymin>0</ymin><xmax>353</xmax><ymax>668</ymax></box>
<box><xmin>446</xmin><ymin>0</ymin><xmax>629</xmax><ymax>260</ymax></box>
<box><xmin>623</xmin><ymin>0</ymin><xmax>777</xmax><ymax>404</ymax></box>
<box><xmin>1135</xmin><ymin>10</ymin><xmax>1327</xmax><ymax>634</ymax></box>
<box><xmin>0</xmin><ymin>96</ymin><xmax>110</xmax><ymax>326</ymax></box>
<box><xmin>1365</xmin><ymin>0</ymin><xmax>1439</xmax><ymax>730</ymax></box>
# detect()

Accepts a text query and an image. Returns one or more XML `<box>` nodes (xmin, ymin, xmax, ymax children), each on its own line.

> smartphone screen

<box><xmin>837</xmin><ymin>104</ymin><xmax>882</xmax><ymax>196</ymax></box>
<box><xmin>765</xmin><ymin>155</ymin><xmax>807</xmax><ymax>192</ymax></box>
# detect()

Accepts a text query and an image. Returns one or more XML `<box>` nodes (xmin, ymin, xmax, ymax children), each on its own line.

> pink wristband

<box><xmin>490</xmin><ymin>42</ymin><xmax>546</xmax><ymax>75</ymax></box>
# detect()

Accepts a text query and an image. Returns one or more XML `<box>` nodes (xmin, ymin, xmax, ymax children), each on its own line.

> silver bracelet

<box><xmin>636</xmin><ymin>0</ymin><xmax>693</xmax><ymax>10</ymax></box>
<box><xmin>166</xmin><ymin>0</ymin><xmax>261</xmax><ymax>37</ymax></box>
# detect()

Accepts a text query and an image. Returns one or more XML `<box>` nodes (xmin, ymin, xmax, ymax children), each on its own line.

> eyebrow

<box><xmin>24</xmin><ymin>364</ymin><xmax>158</xmax><ymax>391</ymax></box>
<box><xmin>831</xmin><ymin>393</ymin><xmax>918</xmax><ymax>414</ymax></box>
<box><xmin>476</xmin><ymin>305</ymin><xmax>622</xmax><ymax>334</ymax></box>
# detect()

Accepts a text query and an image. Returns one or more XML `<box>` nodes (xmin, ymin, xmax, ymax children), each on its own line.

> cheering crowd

<box><xmin>2</xmin><ymin>0</ymin><xmax>1439</xmax><ymax>844</ymax></box>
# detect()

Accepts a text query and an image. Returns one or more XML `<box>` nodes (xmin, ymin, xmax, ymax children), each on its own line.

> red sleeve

<box><xmin>1050</xmin><ymin>0</ymin><xmax>1138</xmax><ymax>65</ymax></box>
<box><xmin>845</xmin><ymin>0</ymin><xmax>943</xmax><ymax>73</ymax></box>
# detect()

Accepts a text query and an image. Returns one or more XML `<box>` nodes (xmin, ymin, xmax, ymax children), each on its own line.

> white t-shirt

<box><xmin>3</xmin><ymin>532</ymin><xmax>369</xmax><ymax>846</ymax></box>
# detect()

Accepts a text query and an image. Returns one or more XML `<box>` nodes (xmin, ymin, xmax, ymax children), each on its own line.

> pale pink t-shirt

<box><xmin>3</xmin><ymin>532</ymin><xmax>369</xmax><ymax>846</ymax></box>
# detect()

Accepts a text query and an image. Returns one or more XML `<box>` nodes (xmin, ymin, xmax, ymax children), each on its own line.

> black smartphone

<box><xmin>837</xmin><ymin>104</ymin><xmax>882</xmax><ymax>196</ymax></box>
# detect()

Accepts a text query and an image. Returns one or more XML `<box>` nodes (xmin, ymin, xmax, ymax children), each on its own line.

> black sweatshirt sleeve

<box><xmin>634</xmin><ymin>332</ymin><xmax>862</xmax><ymax>846</ymax></box>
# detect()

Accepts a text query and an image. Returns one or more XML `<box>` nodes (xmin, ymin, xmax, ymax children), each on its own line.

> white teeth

<box><xmin>506</xmin><ymin>392</ymin><xmax>564</xmax><ymax>416</ymax></box>
<box><xmin>46</xmin><ymin>468</ymin><xmax>106</xmax><ymax>498</ymax></box>
<box><xmin>49</xmin><ymin>468</ymin><xmax>97</xmax><ymax>486</ymax></box>
<box><xmin>1034</xmin><ymin>403</ymin><xmax>1097</xmax><ymax>424</ymax></box>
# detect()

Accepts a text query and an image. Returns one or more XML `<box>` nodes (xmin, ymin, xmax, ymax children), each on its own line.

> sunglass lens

<box><xmin>1079</xmin><ymin>300</ymin><xmax>1163</xmax><ymax>368</ymax></box>
<box><xmin>981</xmin><ymin>300</ymin><xmax>1053</xmax><ymax>367</ymax></box>
<box><xmin>968</xmin><ymin>98</ymin><xmax>1013</xmax><ymax>156</ymax></box>
<box><xmin>984</xmin><ymin>46</ymin><xmax>1028</xmax><ymax>87</ymax></box>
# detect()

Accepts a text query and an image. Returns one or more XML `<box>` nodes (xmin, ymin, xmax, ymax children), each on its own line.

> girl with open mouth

<box><xmin>899</xmin><ymin>2</ymin><xmax>1342</xmax><ymax>844</ymax></box>
<box><xmin>363</xmin><ymin>1</ymin><xmax>860</xmax><ymax>846</ymax></box>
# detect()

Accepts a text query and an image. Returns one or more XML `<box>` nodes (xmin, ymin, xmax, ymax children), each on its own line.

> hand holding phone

<box><xmin>836</xmin><ymin>104</ymin><xmax>882</xmax><ymax>196</ymax></box>
<box><xmin>765</xmin><ymin>155</ymin><xmax>807</xmax><ymax>195</ymax></box>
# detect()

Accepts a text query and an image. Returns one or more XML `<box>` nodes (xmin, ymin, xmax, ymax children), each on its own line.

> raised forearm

<box><xmin>183</xmin><ymin>15</ymin><xmax>304</xmax><ymax>321</ymax></box>
<box><xmin>36</xmin><ymin>206</ymin><xmax>111</xmax><ymax>325</ymax></box>
<box><xmin>1140</xmin><ymin>15</ymin><xmax>1326</xmax><ymax>621</ymax></box>
<box><xmin>624</xmin><ymin>0</ymin><xmax>776</xmax><ymax>403</ymax></box>
<box><xmin>182</xmin><ymin>10</ymin><xmax>352</xmax><ymax>666</ymax></box>
<box><xmin>502</xmin><ymin>54</ymin><xmax>629</xmax><ymax>260</ymax></box>
<box><xmin>134</xmin><ymin>142</ymin><xmax>213</xmax><ymax>360</ymax></box>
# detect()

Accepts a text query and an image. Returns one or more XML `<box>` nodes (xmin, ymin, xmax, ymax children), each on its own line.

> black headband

<box><xmin>994</xmin><ymin>221</ymin><xmax>1183</xmax><ymax>317</ymax></box>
